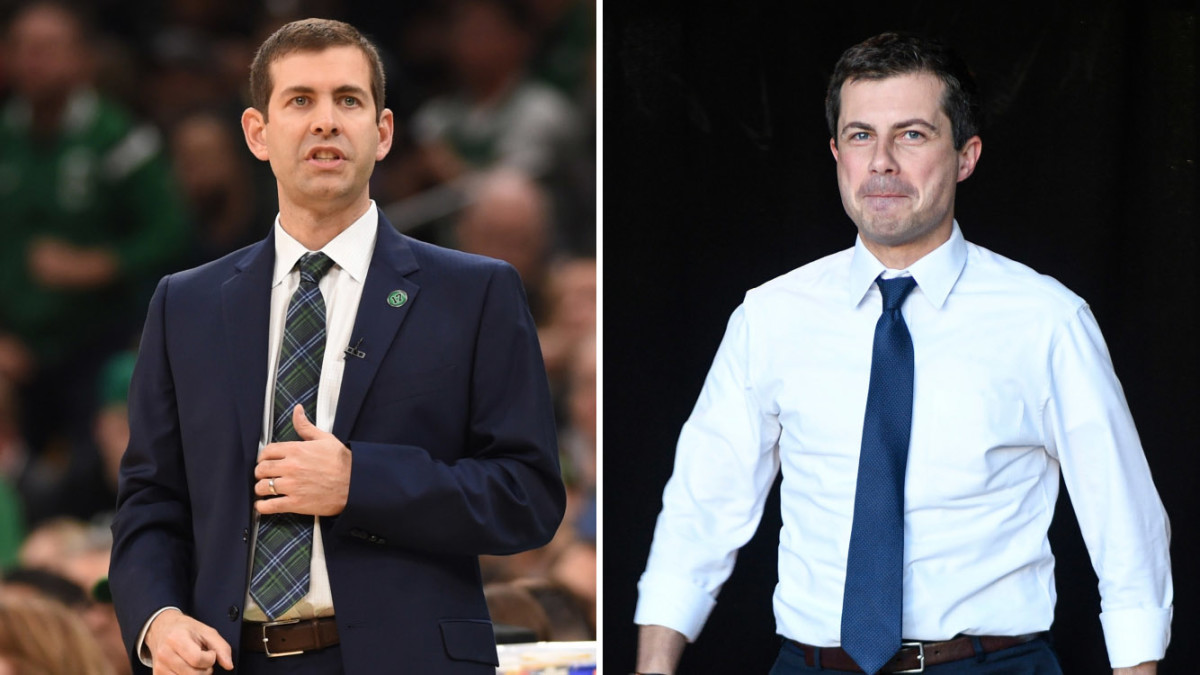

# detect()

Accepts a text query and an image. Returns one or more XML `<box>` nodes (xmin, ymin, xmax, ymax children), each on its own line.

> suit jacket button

<box><xmin>242</xmin><ymin>529</ymin><xmax>249</xmax><ymax>542</ymax></box>
<box><xmin>228</xmin><ymin>606</ymin><xmax>239</xmax><ymax>621</ymax></box>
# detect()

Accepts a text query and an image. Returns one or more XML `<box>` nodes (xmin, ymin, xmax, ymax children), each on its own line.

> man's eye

<box><xmin>851</xmin><ymin>132</ymin><xmax>870</xmax><ymax>141</ymax></box>
<box><xmin>343</xmin><ymin>97</ymin><xmax>359</xmax><ymax>107</ymax></box>
<box><xmin>902</xmin><ymin>130</ymin><xmax>925</xmax><ymax>140</ymax></box>
<box><xmin>293</xmin><ymin>96</ymin><xmax>308</xmax><ymax>106</ymax></box>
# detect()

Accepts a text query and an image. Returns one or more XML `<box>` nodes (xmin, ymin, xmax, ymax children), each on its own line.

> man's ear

<box><xmin>375</xmin><ymin>108</ymin><xmax>395</xmax><ymax>161</ymax></box>
<box><xmin>241</xmin><ymin>107</ymin><xmax>270</xmax><ymax>162</ymax></box>
<box><xmin>957</xmin><ymin>135</ymin><xmax>982</xmax><ymax>182</ymax></box>
<box><xmin>830</xmin><ymin>137</ymin><xmax>839</xmax><ymax>162</ymax></box>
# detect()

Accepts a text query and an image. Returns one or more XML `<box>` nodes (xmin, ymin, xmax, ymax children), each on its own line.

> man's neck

<box><xmin>277</xmin><ymin>197</ymin><xmax>372</xmax><ymax>251</ymax></box>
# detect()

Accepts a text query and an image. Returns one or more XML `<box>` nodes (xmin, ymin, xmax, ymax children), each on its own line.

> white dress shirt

<box><xmin>137</xmin><ymin>204</ymin><xmax>377</xmax><ymax>663</ymax></box>
<box><xmin>634</xmin><ymin>222</ymin><xmax>1172</xmax><ymax>668</ymax></box>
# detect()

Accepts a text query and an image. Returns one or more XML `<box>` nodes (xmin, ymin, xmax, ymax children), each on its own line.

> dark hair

<box><xmin>826</xmin><ymin>32</ymin><xmax>981</xmax><ymax>150</ymax></box>
<box><xmin>249</xmin><ymin>18</ymin><xmax>386</xmax><ymax>121</ymax></box>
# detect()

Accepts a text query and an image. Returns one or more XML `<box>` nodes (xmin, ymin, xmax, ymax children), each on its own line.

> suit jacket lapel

<box><xmin>333</xmin><ymin>213</ymin><xmax>421</xmax><ymax>441</ymax></box>
<box><xmin>222</xmin><ymin>233</ymin><xmax>275</xmax><ymax>466</ymax></box>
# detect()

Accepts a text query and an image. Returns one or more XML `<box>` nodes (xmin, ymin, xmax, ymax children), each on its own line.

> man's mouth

<box><xmin>859</xmin><ymin>177</ymin><xmax>915</xmax><ymax>201</ymax></box>
<box><xmin>862</xmin><ymin>193</ymin><xmax>911</xmax><ymax>213</ymax></box>
<box><xmin>307</xmin><ymin>148</ymin><xmax>345</xmax><ymax>162</ymax></box>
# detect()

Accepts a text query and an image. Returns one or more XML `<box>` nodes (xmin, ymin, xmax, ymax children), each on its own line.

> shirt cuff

<box><xmin>136</xmin><ymin>606</ymin><xmax>182</xmax><ymax>667</ymax></box>
<box><xmin>634</xmin><ymin>571</ymin><xmax>718</xmax><ymax>642</ymax></box>
<box><xmin>1099</xmin><ymin>606</ymin><xmax>1172</xmax><ymax>667</ymax></box>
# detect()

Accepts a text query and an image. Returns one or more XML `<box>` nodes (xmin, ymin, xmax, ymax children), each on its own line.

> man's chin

<box><xmin>857</xmin><ymin>220</ymin><xmax>916</xmax><ymax>247</ymax></box>
<box><xmin>292</xmin><ymin>181</ymin><xmax>357</xmax><ymax>204</ymax></box>
<box><xmin>856</xmin><ymin>218</ymin><xmax>952</xmax><ymax>255</ymax></box>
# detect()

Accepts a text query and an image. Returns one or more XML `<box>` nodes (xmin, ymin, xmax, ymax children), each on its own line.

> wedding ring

<box><xmin>269</xmin><ymin>478</ymin><xmax>277</xmax><ymax>496</ymax></box>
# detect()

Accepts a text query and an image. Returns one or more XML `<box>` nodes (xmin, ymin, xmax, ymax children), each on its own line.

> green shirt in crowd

<box><xmin>0</xmin><ymin>89</ymin><xmax>188</xmax><ymax>368</ymax></box>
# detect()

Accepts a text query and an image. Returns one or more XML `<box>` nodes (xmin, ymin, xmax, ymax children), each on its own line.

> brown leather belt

<box><xmin>241</xmin><ymin>617</ymin><xmax>339</xmax><ymax>656</ymax></box>
<box><xmin>789</xmin><ymin>633</ymin><xmax>1043</xmax><ymax>672</ymax></box>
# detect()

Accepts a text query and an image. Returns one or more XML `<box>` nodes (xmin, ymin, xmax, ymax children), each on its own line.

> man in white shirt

<box><xmin>634</xmin><ymin>32</ymin><xmax>1171</xmax><ymax>675</ymax></box>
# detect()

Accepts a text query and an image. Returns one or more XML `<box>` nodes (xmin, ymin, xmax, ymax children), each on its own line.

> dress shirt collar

<box><xmin>848</xmin><ymin>220</ymin><xmax>968</xmax><ymax>310</ymax></box>
<box><xmin>272</xmin><ymin>201</ymin><xmax>378</xmax><ymax>287</ymax></box>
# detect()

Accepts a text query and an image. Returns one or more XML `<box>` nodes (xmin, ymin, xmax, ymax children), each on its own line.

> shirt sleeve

<box><xmin>634</xmin><ymin>305</ymin><xmax>783</xmax><ymax>641</ymax></box>
<box><xmin>1042</xmin><ymin>304</ymin><xmax>1173</xmax><ymax>668</ymax></box>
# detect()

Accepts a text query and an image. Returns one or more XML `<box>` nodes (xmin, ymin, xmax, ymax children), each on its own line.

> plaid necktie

<box><xmin>249</xmin><ymin>251</ymin><xmax>335</xmax><ymax>620</ymax></box>
<box><xmin>841</xmin><ymin>276</ymin><xmax>918</xmax><ymax>675</ymax></box>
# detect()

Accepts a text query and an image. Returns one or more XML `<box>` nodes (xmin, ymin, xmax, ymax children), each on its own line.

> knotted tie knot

<box><xmin>298</xmin><ymin>252</ymin><xmax>334</xmax><ymax>286</ymax></box>
<box><xmin>877</xmin><ymin>276</ymin><xmax>917</xmax><ymax>312</ymax></box>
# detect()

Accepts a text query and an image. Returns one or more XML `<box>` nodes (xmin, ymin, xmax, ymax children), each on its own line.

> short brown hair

<box><xmin>249</xmin><ymin>18</ymin><xmax>386</xmax><ymax>121</ymax></box>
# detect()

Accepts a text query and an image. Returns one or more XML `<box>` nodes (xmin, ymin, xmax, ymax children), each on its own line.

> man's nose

<box><xmin>310</xmin><ymin>103</ymin><xmax>340</xmax><ymax>136</ymax></box>
<box><xmin>869</xmin><ymin>140</ymin><xmax>899</xmax><ymax>174</ymax></box>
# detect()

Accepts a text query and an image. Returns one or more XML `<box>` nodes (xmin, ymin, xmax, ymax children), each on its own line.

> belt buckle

<box><xmin>892</xmin><ymin>641</ymin><xmax>925</xmax><ymax>674</ymax></box>
<box><xmin>262</xmin><ymin>618</ymin><xmax>304</xmax><ymax>658</ymax></box>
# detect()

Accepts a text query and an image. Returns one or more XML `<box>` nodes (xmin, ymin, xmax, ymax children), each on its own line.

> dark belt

<box><xmin>789</xmin><ymin>633</ymin><xmax>1044</xmax><ymax>673</ymax></box>
<box><xmin>241</xmin><ymin>617</ymin><xmax>340</xmax><ymax>656</ymax></box>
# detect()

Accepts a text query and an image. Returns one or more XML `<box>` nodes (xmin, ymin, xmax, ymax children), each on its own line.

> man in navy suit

<box><xmin>109</xmin><ymin>18</ymin><xmax>565</xmax><ymax>675</ymax></box>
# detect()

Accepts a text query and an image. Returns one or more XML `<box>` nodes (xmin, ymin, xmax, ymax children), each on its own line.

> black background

<box><xmin>603</xmin><ymin>1</ymin><xmax>1197</xmax><ymax>673</ymax></box>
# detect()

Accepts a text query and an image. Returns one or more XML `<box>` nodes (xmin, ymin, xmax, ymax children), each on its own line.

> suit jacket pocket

<box><xmin>439</xmin><ymin>618</ymin><xmax>499</xmax><ymax>665</ymax></box>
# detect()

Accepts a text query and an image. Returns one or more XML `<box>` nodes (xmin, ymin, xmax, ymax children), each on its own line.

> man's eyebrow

<box><xmin>278</xmin><ymin>85</ymin><xmax>315</xmax><ymax>97</ymax></box>
<box><xmin>333</xmin><ymin>84</ymin><xmax>370</xmax><ymax>97</ymax></box>
<box><xmin>277</xmin><ymin>84</ymin><xmax>370</xmax><ymax>98</ymax></box>
<box><xmin>840</xmin><ymin>121</ymin><xmax>875</xmax><ymax>136</ymax></box>
<box><xmin>892</xmin><ymin>118</ymin><xmax>939</xmax><ymax>132</ymax></box>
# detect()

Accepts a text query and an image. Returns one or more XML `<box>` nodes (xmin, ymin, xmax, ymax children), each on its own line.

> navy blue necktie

<box><xmin>841</xmin><ymin>276</ymin><xmax>918</xmax><ymax>675</ymax></box>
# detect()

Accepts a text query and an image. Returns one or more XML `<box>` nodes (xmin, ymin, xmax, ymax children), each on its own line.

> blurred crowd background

<box><xmin>0</xmin><ymin>0</ymin><xmax>595</xmax><ymax>671</ymax></box>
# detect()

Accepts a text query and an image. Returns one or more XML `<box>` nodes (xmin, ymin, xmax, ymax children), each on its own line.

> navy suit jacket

<box><xmin>110</xmin><ymin>212</ymin><xmax>566</xmax><ymax>674</ymax></box>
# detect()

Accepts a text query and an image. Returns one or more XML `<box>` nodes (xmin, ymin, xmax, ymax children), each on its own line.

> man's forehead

<box><xmin>268</xmin><ymin>46</ymin><xmax>372</xmax><ymax>90</ymax></box>
<box><xmin>839</xmin><ymin>71</ymin><xmax>946</xmax><ymax>121</ymax></box>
